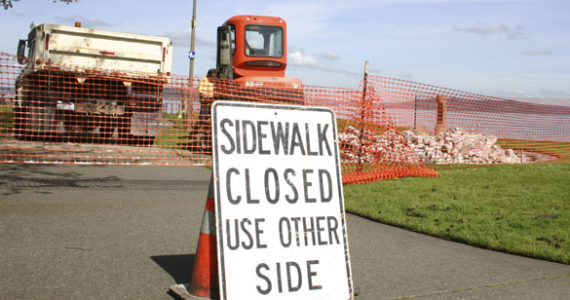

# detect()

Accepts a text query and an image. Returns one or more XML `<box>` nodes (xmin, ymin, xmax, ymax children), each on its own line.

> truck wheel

<box><xmin>62</xmin><ymin>112</ymin><xmax>74</xmax><ymax>132</ymax></box>
<box><xmin>16</xmin><ymin>104</ymin><xmax>40</xmax><ymax>140</ymax></box>
<box><xmin>100</xmin><ymin>126</ymin><xmax>115</xmax><ymax>141</ymax></box>
<box><xmin>99</xmin><ymin>116</ymin><xmax>117</xmax><ymax>142</ymax></box>
<box><xmin>118</xmin><ymin>113</ymin><xmax>133</xmax><ymax>145</ymax></box>
<box><xmin>27</xmin><ymin>105</ymin><xmax>57</xmax><ymax>141</ymax></box>
<box><xmin>80</xmin><ymin>114</ymin><xmax>96</xmax><ymax>132</ymax></box>
<box><xmin>16</xmin><ymin>104</ymin><xmax>37</xmax><ymax>140</ymax></box>
<box><xmin>13</xmin><ymin>105</ymin><xmax>26</xmax><ymax>138</ymax></box>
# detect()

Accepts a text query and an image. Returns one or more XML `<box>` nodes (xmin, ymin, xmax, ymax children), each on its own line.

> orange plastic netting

<box><xmin>1</xmin><ymin>52</ymin><xmax>569</xmax><ymax>184</ymax></box>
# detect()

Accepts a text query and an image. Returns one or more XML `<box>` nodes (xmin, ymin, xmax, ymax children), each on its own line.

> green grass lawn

<box><xmin>155</xmin><ymin>112</ymin><xmax>206</xmax><ymax>150</ymax></box>
<box><xmin>155</xmin><ymin>113</ymin><xmax>191</xmax><ymax>148</ymax></box>
<box><xmin>344</xmin><ymin>162</ymin><xmax>570</xmax><ymax>264</ymax></box>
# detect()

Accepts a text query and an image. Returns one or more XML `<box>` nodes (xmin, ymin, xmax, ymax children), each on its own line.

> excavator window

<box><xmin>244</xmin><ymin>25</ymin><xmax>283</xmax><ymax>58</ymax></box>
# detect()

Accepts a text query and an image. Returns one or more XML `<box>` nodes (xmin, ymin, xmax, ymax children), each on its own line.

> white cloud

<box><xmin>453</xmin><ymin>23</ymin><xmax>529</xmax><ymax>40</ymax></box>
<box><xmin>289</xmin><ymin>50</ymin><xmax>319</xmax><ymax>67</ymax></box>
<box><xmin>288</xmin><ymin>49</ymin><xmax>360</xmax><ymax>79</ymax></box>
<box><xmin>454</xmin><ymin>23</ymin><xmax>508</xmax><ymax>35</ymax></box>
<box><xmin>522</xmin><ymin>48</ymin><xmax>552</xmax><ymax>56</ymax></box>
<box><xmin>506</xmin><ymin>25</ymin><xmax>529</xmax><ymax>40</ymax></box>
<box><xmin>320</xmin><ymin>50</ymin><xmax>341</xmax><ymax>61</ymax></box>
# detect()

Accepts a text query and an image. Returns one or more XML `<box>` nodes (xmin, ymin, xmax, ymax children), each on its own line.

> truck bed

<box><xmin>28</xmin><ymin>24</ymin><xmax>172</xmax><ymax>78</ymax></box>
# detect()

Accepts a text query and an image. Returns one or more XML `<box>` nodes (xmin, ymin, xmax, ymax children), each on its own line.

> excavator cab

<box><xmin>217</xmin><ymin>15</ymin><xmax>288</xmax><ymax>79</ymax></box>
<box><xmin>216</xmin><ymin>15</ymin><xmax>303</xmax><ymax>104</ymax></box>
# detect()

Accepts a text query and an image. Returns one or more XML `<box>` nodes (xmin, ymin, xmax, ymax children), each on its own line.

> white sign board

<box><xmin>212</xmin><ymin>101</ymin><xmax>353</xmax><ymax>300</ymax></box>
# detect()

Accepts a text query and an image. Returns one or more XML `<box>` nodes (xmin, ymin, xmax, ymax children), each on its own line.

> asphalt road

<box><xmin>1</xmin><ymin>164</ymin><xmax>569</xmax><ymax>299</ymax></box>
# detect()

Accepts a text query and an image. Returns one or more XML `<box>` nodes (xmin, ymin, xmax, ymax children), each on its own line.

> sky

<box><xmin>1</xmin><ymin>0</ymin><xmax>569</xmax><ymax>98</ymax></box>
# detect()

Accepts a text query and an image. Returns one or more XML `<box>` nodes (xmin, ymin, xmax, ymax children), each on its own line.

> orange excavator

<box><xmin>191</xmin><ymin>15</ymin><xmax>305</xmax><ymax>152</ymax></box>
<box><xmin>216</xmin><ymin>15</ymin><xmax>304</xmax><ymax>104</ymax></box>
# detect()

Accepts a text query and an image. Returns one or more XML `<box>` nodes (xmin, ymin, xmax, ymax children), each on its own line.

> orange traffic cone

<box><xmin>169</xmin><ymin>180</ymin><xmax>219</xmax><ymax>299</ymax></box>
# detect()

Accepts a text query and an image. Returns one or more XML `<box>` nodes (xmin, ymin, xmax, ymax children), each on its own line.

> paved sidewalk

<box><xmin>1</xmin><ymin>164</ymin><xmax>568</xmax><ymax>299</ymax></box>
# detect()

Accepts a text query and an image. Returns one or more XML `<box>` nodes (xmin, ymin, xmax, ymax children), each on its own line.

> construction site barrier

<box><xmin>1</xmin><ymin>52</ymin><xmax>569</xmax><ymax>183</ymax></box>
<box><xmin>365</xmin><ymin>75</ymin><xmax>570</xmax><ymax>166</ymax></box>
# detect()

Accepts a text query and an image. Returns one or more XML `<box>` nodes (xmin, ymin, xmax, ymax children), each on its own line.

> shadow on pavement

<box><xmin>151</xmin><ymin>254</ymin><xmax>195</xmax><ymax>284</ymax></box>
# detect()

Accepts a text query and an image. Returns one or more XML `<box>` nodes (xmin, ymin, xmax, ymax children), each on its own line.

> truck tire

<box><xmin>13</xmin><ymin>105</ymin><xmax>26</xmax><ymax>138</ymax></box>
<box><xmin>118</xmin><ymin>112</ymin><xmax>133</xmax><ymax>145</ymax></box>
<box><xmin>99</xmin><ymin>116</ymin><xmax>117</xmax><ymax>141</ymax></box>
<box><xmin>25</xmin><ymin>105</ymin><xmax>57</xmax><ymax>141</ymax></box>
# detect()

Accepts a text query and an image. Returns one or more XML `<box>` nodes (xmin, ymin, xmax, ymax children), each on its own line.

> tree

<box><xmin>2</xmin><ymin>0</ymin><xmax>77</xmax><ymax>10</ymax></box>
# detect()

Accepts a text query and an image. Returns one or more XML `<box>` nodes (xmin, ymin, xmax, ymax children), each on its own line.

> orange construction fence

<box><xmin>1</xmin><ymin>52</ymin><xmax>569</xmax><ymax>184</ymax></box>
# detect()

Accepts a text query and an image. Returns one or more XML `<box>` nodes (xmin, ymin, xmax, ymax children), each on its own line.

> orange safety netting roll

<box><xmin>2</xmin><ymin>51</ymin><xmax>569</xmax><ymax>184</ymax></box>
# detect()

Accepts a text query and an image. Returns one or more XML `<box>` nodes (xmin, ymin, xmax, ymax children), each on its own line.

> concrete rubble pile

<box><xmin>339</xmin><ymin>126</ymin><xmax>422</xmax><ymax>164</ymax></box>
<box><xmin>339</xmin><ymin>126</ymin><xmax>527</xmax><ymax>165</ymax></box>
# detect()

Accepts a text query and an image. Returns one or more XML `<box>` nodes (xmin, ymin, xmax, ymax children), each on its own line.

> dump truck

<box><xmin>14</xmin><ymin>22</ymin><xmax>173</xmax><ymax>145</ymax></box>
